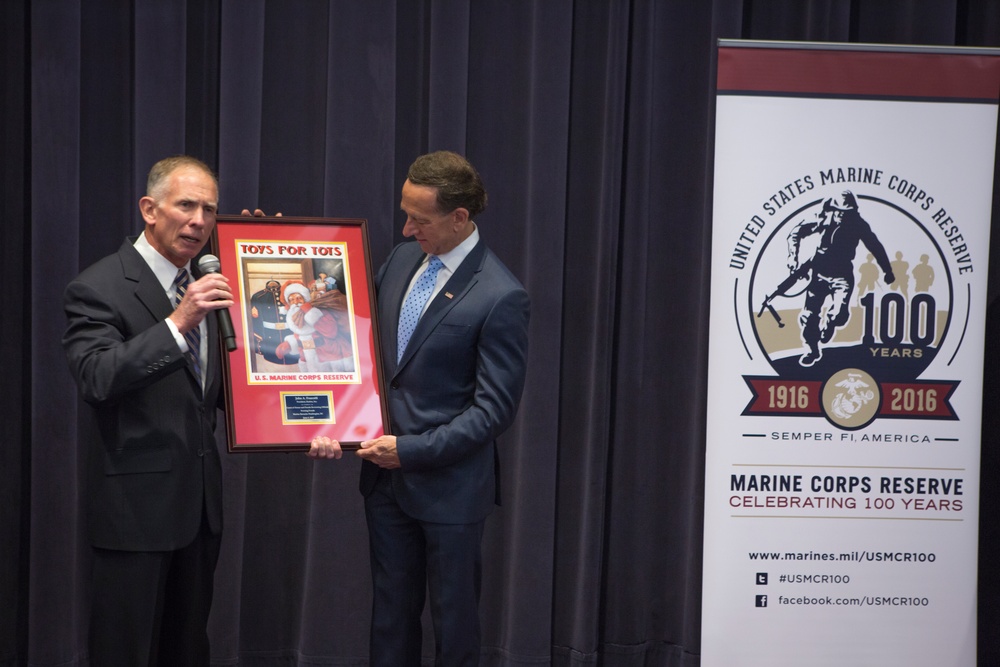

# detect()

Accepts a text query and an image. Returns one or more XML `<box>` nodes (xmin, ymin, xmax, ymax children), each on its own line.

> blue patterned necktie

<box><xmin>173</xmin><ymin>268</ymin><xmax>202</xmax><ymax>380</ymax></box>
<box><xmin>397</xmin><ymin>255</ymin><xmax>444</xmax><ymax>362</ymax></box>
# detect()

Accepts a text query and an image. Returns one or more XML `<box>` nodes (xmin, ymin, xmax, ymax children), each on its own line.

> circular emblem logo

<box><xmin>822</xmin><ymin>368</ymin><xmax>881</xmax><ymax>429</ymax></box>
<box><xmin>745</xmin><ymin>190</ymin><xmax>954</xmax><ymax>428</ymax></box>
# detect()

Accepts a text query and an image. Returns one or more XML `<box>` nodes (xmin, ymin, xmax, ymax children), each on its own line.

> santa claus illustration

<box><xmin>276</xmin><ymin>280</ymin><xmax>355</xmax><ymax>372</ymax></box>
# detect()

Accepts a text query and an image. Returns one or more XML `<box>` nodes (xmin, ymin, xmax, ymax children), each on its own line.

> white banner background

<box><xmin>702</xmin><ymin>43</ymin><xmax>999</xmax><ymax>666</ymax></box>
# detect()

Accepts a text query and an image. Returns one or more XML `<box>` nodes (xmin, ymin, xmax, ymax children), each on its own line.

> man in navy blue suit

<box><xmin>310</xmin><ymin>151</ymin><xmax>530</xmax><ymax>665</ymax></box>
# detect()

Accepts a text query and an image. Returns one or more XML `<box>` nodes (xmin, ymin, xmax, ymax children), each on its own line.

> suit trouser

<box><xmin>365</xmin><ymin>471</ymin><xmax>486</xmax><ymax>667</ymax></box>
<box><xmin>89</xmin><ymin>512</ymin><xmax>221</xmax><ymax>667</ymax></box>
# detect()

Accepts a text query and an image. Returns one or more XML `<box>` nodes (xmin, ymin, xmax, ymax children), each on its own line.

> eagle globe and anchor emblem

<box><xmin>742</xmin><ymin>190</ymin><xmax>958</xmax><ymax>430</ymax></box>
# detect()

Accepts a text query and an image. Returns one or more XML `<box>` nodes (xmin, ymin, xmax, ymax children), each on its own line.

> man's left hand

<box><xmin>357</xmin><ymin>436</ymin><xmax>401</xmax><ymax>469</ymax></box>
<box><xmin>240</xmin><ymin>209</ymin><xmax>283</xmax><ymax>217</ymax></box>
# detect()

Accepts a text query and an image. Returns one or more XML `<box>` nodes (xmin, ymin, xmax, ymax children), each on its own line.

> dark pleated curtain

<box><xmin>4</xmin><ymin>1</ymin><xmax>999</xmax><ymax>665</ymax></box>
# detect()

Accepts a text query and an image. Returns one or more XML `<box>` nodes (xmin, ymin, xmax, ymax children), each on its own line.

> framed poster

<box><xmin>211</xmin><ymin>215</ymin><xmax>389</xmax><ymax>452</ymax></box>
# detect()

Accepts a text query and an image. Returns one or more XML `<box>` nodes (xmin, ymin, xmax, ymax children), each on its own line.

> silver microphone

<box><xmin>197</xmin><ymin>254</ymin><xmax>237</xmax><ymax>352</ymax></box>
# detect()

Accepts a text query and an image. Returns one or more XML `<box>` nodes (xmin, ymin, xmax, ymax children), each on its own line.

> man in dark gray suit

<box><xmin>310</xmin><ymin>151</ymin><xmax>530</xmax><ymax>665</ymax></box>
<box><xmin>63</xmin><ymin>155</ymin><xmax>233</xmax><ymax>666</ymax></box>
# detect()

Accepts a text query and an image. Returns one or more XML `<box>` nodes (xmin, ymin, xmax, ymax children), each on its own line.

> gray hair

<box><xmin>146</xmin><ymin>155</ymin><xmax>217</xmax><ymax>201</ymax></box>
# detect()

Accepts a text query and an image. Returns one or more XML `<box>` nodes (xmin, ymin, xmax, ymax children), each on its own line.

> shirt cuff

<box><xmin>165</xmin><ymin>318</ymin><xmax>189</xmax><ymax>352</ymax></box>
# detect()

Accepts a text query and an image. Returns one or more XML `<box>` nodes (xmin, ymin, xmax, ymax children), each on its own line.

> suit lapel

<box><xmin>120</xmin><ymin>239</ymin><xmax>174</xmax><ymax>322</ymax></box>
<box><xmin>395</xmin><ymin>241</ymin><xmax>486</xmax><ymax>370</ymax></box>
<box><xmin>119</xmin><ymin>239</ymin><xmax>212</xmax><ymax>393</ymax></box>
<box><xmin>202</xmin><ymin>278</ymin><xmax>221</xmax><ymax>400</ymax></box>
<box><xmin>385</xmin><ymin>251</ymin><xmax>425</xmax><ymax>367</ymax></box>
<box><xmin>423</xmin><ymin>241</ymin><xmax>483</xmax><ymax>322</ymax></box>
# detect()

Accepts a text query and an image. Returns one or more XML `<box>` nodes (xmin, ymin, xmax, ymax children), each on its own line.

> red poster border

<box><xmin>212</xmin><ymin>215</ymin><xmax>390</xmax><ymax>452</ymax></box>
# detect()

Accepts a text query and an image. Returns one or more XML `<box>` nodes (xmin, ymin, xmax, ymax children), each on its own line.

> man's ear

<box><xmin>452</xmin><ymin>207</ymin><xmax>470</xmax><ymax>225</ymax></box>
<box><xmin>139</xmin><ymin>196</ymin><xmax>157</xmax><ymax>224</ymax></box>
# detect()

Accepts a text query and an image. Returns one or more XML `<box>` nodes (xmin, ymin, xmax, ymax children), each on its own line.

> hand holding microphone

<box><xmin>197</xmin><ymin>254</ymin><xmax>238</xmax><ymax>352</ymax></box>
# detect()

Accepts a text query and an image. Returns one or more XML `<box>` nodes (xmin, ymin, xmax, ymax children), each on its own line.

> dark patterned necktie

<box><xmin>173</xmin><ymin>268</ymin><xmax>202</xmax><ymax>379</ymax></box>
<box><xmin>397</xmin><ymin>255</ymin><xmax>443</xmax><ymax>362</ymax></box>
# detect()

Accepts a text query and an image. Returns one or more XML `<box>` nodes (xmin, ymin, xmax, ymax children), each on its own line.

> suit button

<box><xmin>390</xmin><ymin>380</ymin><xmax>399</xmax><ymax>389</ymax></box>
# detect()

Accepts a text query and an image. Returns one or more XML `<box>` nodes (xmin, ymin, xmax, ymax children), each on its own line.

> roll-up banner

<box><xmin>702</xmin><ymin>41</ymin><xmax>1000</xmax><ymax>666</ymax></box>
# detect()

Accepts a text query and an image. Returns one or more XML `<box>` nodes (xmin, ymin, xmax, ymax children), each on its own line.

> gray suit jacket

<box><xmin>360</xmin><ymin>238</ymin><xmax>530</xmax><ymax>523</ymax></box>
<box><xmin>63</xmin><ymin>239</ymin><xmax>223</xmax><ymax>551</ymax></box>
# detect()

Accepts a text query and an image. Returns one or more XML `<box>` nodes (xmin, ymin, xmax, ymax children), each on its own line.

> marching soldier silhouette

<box><xmin>759</xmin><ymin>191</ymin><xmax>894</xmax><ymax>367</ymax></box>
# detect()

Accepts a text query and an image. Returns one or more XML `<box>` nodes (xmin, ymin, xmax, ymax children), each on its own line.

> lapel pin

<box><xmin>445</xmin><ymin>292</ymin><xmax>454</xmax><ymax>299</ymax></box>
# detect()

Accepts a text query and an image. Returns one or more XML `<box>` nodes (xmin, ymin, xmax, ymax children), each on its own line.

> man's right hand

<box><xmin>308</xmin><ymin>436</ymin><xmax>343</xmax><ymax>460</ymax></box>
<box><xmin>169</xmin><ymin>273</ymin><xmax>232</xmax><ymax>334</ymax></box>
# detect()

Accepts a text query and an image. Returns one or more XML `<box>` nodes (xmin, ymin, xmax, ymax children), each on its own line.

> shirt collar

<box><xmin>133</xmin><ymin>232</ymin><xmax>191</xmax><ymax>293</ymax></box>
<box><xmin>434</xmin><ymin>223</ymin><xmax>479</xmax><ymax>273</ymax></box>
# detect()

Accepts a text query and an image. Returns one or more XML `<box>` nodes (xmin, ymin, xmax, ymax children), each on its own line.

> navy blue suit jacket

<box><xmin>63</xmin><ymin>239</ymin><xmax>224</xmax><ymax>551</ymax></box>
<box><xmin>360</xmin><ymin>238</ymin><xmax>530</xmax><ymax>524</ymax></box>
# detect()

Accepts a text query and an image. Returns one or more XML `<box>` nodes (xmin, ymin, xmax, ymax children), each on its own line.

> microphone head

<box><xmin>198</xmin><ymin>254</ymin><xmax>221</xmax><ymax>274</ymax></box>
